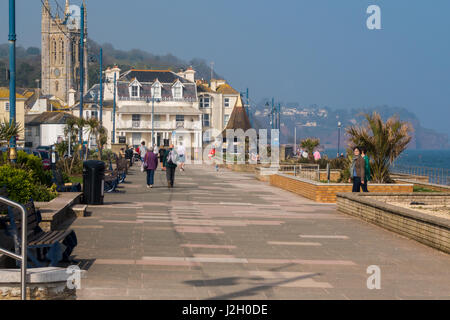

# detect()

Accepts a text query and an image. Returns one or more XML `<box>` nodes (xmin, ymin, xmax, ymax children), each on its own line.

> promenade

<box><xmin>73</xmin><ymin>164</ymin><xmax>450</xmax><ymax>299</ymax></box>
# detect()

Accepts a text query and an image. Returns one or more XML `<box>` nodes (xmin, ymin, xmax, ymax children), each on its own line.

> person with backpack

<box><xmin>163</xmin><ymin>144</ymin><xmax>178</xmax><ymax>188</ymax></box>
<box><xmin>361</xmin><ymin>147</ymin><xmax>371</xmax><ymax>192</ymax></box>
<box><xmin>143</xmin><ymin>146</ymin><xmax>158</xmax><ymax>188</ymax></box>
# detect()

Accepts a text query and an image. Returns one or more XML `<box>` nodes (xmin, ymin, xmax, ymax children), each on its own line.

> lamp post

<box><xmin>337</xmin><ymin>121</ymin><xmax>342</xmax><ymax>156</ymax></box>
<box><xmin>112</xmin><ymin>72</ymin><xmax>116</xmax><ymax>144</ymax></box>
<box><xmin>79</xmin><ymin>2</ymin><xmax>85</xmax><ymax>145</ymax></box>
<box><xmin>8</xmin><ymin>0</ymin><xmax>17</xmax><ymax>163</ymax></box>
<box><xmin>99</xmin><ymin>48</ymin><xmax>103</xmax><ymax>126</ymax></box>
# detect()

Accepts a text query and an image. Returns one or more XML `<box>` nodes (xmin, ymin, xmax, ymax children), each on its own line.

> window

<box><xmin>34</xmin><ymin>127</ymin><xmax>40</xmax><ymax>137</ymax></box>
<box><xmin>131</xmin><ymin>85</ymin><xmax>139</xmax><ymax>97</ymax></box>
<box><xmin>132</xmin><ymin>114</ymin><xmax>141</xmax><ymax>128</ymax></box>
<box><xmin>52</xmin><ymin>39</ymin><xmax>57</xmax><ymax>64</ymax></box>
<box><xmin>200</xmin><ymin>95</ymin><xmax>210</xmax><ymax>108</ymax></box>
<box><xmin>60</xmin><ymin>40</ymin><xmax>64</xmax><ymax>64</ymax></box>
<box><xmin>224</xmin><ymin>114</ymin><xmax>230</xmax><ymax>127</ymax></box>
<box><xmin>202</xmin><ymin>114</ymin><xmax>210</xmax><ymax>127</ymax></box>
<box><xmin>172</xmin><ymin>81</ymin><xmax>183</xmax><ymax>99</ymax></box>
<box><xmin>224</xmin><ymin>98</ymin><xmax>230</xmax><ymax>107</ymax></box>
<box><xmin>5</xmin><ymin>102</ymin><xmax>10</xmax><ymax>112</ymax></box>
<box><xmin>176</xmin><ymin>115</ymin><xmax>185</xmax><ymax>122</ymax></box>
<box><xmin>203</xmin><ymin>130</ymin><xmax>211</xmax><ymax>143</ymax></box>
<box><xmin>26</xmin><ymin>128</ymin><xmax>32</xmax><ymax>137</ymax></box>
<box><xmin>154</xmin><ymin>114</ymin><xmax>162</xmax><ymax>122</ymax></box>
<box><xmin>152</xmin><ymin>82</ymin><xmax>161</xmax><ymax>99</ymax></box>
<box><xmin>55</xmin><ymin>81</ymin><xmax>59</xmax><ymax>92</ymax></box>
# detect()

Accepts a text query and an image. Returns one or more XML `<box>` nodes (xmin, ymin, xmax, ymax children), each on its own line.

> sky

<box><xmin>1</xmin><ymin>0</ymin><xmax>449</xmax><ymax>136</ymax></box>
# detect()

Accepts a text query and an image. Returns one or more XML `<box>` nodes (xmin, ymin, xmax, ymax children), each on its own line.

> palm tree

<box><xmin>86</xmin><ymin>118</ymin><xmax>100</xmax><ymax>159</ymax></box>
<box><xmin>346</xmin><ymin>112</ymin><xmax>412</xmax><ymax>183</ymax></box>
<box><xmin>0</xmin><ymin>119</ymin><xmax>22</xmax><ymax>162</ymax></box>
<box><xmin>0</xmin><ymin>119</ymin><xmax>22</xmax><ymax>146</ymax></box>
<box><xmin>300</xmin><ymin>138</ymin><xmax>320</xmax><ymax>161</ymax></box>
<box><xmin>97</xmin><ymin>126</ymin><xmax>108</xmax><ymax>160</ymax></box>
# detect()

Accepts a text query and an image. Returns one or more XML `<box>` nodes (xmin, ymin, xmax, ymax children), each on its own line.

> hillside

<box><xmin>0</xmin><ymin>40</ymin><xmax>221</xmax><ymax>89</ymax></box>
<box><xmin>251</xmin><ymin>102</ymin><xmax>450</xmax><ymax>150</ymax></box>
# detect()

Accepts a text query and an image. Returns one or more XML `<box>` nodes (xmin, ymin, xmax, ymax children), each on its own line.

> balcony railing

<box><xmin>119</xmin><ymin>96</ymin><xmax>197</xmax><ymax>103</ymax></box>
<box><xmin>117</xmin><ymin>120</ymin><xmax>201</xmax><ymax>130</ymax></box>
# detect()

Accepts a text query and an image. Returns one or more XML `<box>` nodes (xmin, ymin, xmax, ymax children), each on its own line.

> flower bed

<box><xmin>269</xmin><ymin>173</ymin><xmax>413</xmax><ymax>203</ymax></box>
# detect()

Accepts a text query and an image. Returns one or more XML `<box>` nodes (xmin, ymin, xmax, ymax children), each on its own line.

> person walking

<box><xmin>163</xmin><ymin>144</ymin><xmax>178</xmax><ymax>188</ymax></box>
<box><xmin>139</xmin><ymin>141</ymin><xmax>147</xmax><ymax>161</ymax></box>
<box><xmin>348</xmin><ymin>146</ymin><xmax>365</xmax><ymax>192</ymax></box>
<box><xmin>143</xmin><ymin>146</ymin><xmax>158</xmax><ymax>188</ymax></box>
<box><xmin>361</xmin><ymin>147</ymin><xmax>371</xmax><ymax>192</ymax></box>
<box><xmin>159</xmin><ymin>146</ymin><xmax>166</xmax><ymax>171</ymax></box>
<box><xmin>177</xmin><ymin>143</ymin><xmax>186</xmax><ymax>172</ymax></box>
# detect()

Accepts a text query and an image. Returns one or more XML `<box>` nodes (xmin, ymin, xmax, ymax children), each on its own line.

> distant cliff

<box><xmin>251</xmin><ymin>103</ymin><xmax>449</xmax><ymax>150</ymax></box>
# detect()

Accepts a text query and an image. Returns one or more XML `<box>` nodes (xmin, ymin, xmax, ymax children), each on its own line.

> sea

<box><xmin>321</xmin><ymin>149</ymin><xmax>450</xmax><ymax>170</ymax></box>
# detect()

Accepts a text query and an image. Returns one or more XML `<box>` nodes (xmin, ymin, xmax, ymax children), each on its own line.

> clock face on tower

<box><xmin>54</xmin><ymin>68</ymin><xmax>60</xmax><ymax>77</ymax></box>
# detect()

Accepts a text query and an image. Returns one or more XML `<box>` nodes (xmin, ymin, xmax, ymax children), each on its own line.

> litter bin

<box><xmin>83</xmin><ymin>160</ymin><xmax>105</xmax><ymax>205</ymax></box>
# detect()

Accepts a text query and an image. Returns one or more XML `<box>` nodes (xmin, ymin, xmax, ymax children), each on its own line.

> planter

<box><xmin>270</xmin><ymin>173</ymin><xmax>414</xmax><ymax>203</ymax></box>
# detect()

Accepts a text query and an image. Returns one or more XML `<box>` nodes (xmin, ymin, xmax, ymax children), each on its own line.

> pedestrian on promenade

<box><xmin>163</xmin><ymin>144</ymin><xmax>178</xmax><ymax>188</ymax></box>
<box><xmin>361</xmin><ymin>147</ymin><xmax>371</xmax><ymax>192</ymax></box>
<box><xmin>314</xmin><ymin>150</ymin><xmax>321</xmax><ymax>161</ymax></box>
<box><xmin>143</xmin><ymin>146</ymin><xmax>158</xmax><ymax>188</ymax></box>
<box><xmin>177</xmin><ymin>143</ymin><xmax>186</xmax><ymax>172</ymax></box>
<box><xmin>140</xmin><ymin>141</ymin><xmax>147</xmax><ymax>161</ymax></box>
<box><xmin>348</xmin><ymin>146</ymin><xmax>365</xmax><ymax>192</ymax></box>
<box><xmin>159</xmin><ymin>146</ymin><xmax>166</xmax><ymax>171</ymax></box>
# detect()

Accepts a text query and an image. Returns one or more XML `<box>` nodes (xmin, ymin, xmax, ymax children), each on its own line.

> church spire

<box><xmin>65</xmin><ymin>0</ymin><xmax>70</xmax><ymax>16</ymax></box>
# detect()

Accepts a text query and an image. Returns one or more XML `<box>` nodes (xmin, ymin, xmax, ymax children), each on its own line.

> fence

<box><xmin>279</xmin><ymin>164</ymin><xmax>321</xmax><ymax>181</ymax></box>
<box><xmin>391</xmin><ymin>165</ymin><xmax>450</xmax><ymax>186</ymax></box>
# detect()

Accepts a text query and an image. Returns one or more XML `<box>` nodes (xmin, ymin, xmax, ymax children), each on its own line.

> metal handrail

<box><xmin>0</xmin><ymin>196</ymin><xmax>27</xmax><ymax>300</ymax></box>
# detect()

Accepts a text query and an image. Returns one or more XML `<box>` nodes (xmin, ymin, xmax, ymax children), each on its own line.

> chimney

<box><xmin>184</xmin><ymin>66</ymin><xmax>196</xmax><ymax>83</ymax></box>
<box><xmin>210</xmin><ymin>79</ymin><xmax>217</xmax><ymax>92</ymax></box>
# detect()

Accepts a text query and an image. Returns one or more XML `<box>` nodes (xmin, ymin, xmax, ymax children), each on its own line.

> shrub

<box><xmin>0</xmin><ymin>165</ymin><xmax>57</xmax><ymax>204</ymax></box>
<box><xmin>0</xmin><ymin>165</ymin><xmax>35</xmax><ymax>203</ymax></box>
<box><xmin>16</xmin><ymin>151</ymin><xmax>52</xmax><ymax>186</ymax></box>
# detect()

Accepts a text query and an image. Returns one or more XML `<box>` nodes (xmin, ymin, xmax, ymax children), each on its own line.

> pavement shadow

<box><xmin>199</xmin><ymin>272</ymin><xmax>323</xmax><ymax>300</ymax></box>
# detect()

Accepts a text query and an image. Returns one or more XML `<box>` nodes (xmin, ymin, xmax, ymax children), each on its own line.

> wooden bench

<box><xmin>52</xmin><ymin>169</ymin><xmax>81</xmax><ymax>192</ymax></box>
<box><xmin>5</xmin><ymin>199</ymin><xmax>78</xmax><ymax>267</ymax></box>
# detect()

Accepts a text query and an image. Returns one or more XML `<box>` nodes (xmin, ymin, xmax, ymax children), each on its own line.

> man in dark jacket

<box><xmin>348</xmin><ymin>146</ymin><xmax>365</xmax><ymax>192</ymax></box>
<box><xmin>163</xmin><ymin>144</ymin><xmax>178</xmax><ymax>188</ymax></box>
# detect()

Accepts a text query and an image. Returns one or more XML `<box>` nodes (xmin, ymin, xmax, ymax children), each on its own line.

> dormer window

<box><xmin>152</xmin><ymin>80</ymin><xmax>162</xmax><ymax>99</ymax></box>
<box><xmin>172</xmin><ymin>80</ymin><xmax>184</xmax><ymax>99</ymax></box>
<box><xmin>131</xmin><ymin>86</ymin><xmax>139</xmax><ymax>97</ymax></box>
<box><xmin>128</xmin><ymin>79</ymin><xmax>142</xmax><ymax>98</ymax></box>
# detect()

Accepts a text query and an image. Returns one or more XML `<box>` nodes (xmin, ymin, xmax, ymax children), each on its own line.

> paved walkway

<box><xmin>73</xmin><ymin>164</ymin><xmax>450</xmax><ymax>300</ymax></box>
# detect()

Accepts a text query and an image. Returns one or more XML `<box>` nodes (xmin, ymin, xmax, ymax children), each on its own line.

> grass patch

<box><xmin>413</xmin><ymin>185</ymin><xmax>439</xmax><ymax>193</ymax></box>
<box><xmin>69</xmin><ymin>176</ymin><xmax>83</xmax><ymax>184</ymax></box>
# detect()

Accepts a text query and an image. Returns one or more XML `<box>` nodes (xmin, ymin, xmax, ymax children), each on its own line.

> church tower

<box><xmin>41</xmin><ymin>0</ymin><xmax>88</xmax><ymax>103</ymax></box>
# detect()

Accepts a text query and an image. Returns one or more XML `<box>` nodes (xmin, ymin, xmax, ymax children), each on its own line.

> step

<box><xmin>71</xmin><ymin>204</ymin><xmax>88</xmax><ymax>217</ymax></box>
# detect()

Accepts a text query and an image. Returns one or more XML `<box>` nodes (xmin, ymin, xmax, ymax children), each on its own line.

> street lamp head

<box><xmin>338</xmin><ymin>121</ymin><xmax>342</xmax><ymax>127</ymax></box>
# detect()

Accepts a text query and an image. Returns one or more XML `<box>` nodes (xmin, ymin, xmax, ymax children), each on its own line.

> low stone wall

<box><xmin>0</xmin><ymin>267</ymin><xmax>85</xmax><ymax>300</ymax></box>
<box><xmin>336</xmin><ymin>193</ymin><xmax>450</xmax><ymax>254</ymax></box>
<box><xmin>270</xmin><ymin>173</ymin><xmax>413</xmax><ymax>203</ymax></box>
<box><xmin>391</xmin><ymin>173</ymin><xmax>430</xmax><ymax>183</ymax></box>
<box><xmin>218</xmin><ymin>163</ymin><xmax>259</xmax><ymax>173</ymax></box>
<box><xmin>35</xmin><ymin>192</ymin><xmax>82</xmax><ymax>231</ymax></box>
<box><xmin>396</xmin><ymin>179</ymin><xmax>450</xmax><ymax>193</ymax></box>
<box><xmin>255</xmin><ymin>167</ymin><xmax>280</xmax><ymax>182</ymax></box>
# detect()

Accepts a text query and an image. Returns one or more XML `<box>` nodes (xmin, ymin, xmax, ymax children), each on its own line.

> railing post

<box><xmin>0</xmin><ymin>196</ymin><xmax>27</xmax><ymax>300</ymax></box>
